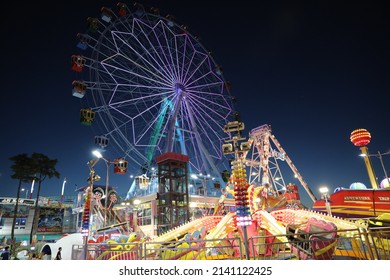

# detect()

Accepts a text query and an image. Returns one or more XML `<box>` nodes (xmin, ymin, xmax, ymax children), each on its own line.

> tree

<box><xmin>9</xmin><ymin>154</ymin><xmax>36</xmax><ymax>253</ymax></box>
<box><xmin>29</xmin><ymin>153</ymin><xmax>60</xmax><ymax>243</ymax></box>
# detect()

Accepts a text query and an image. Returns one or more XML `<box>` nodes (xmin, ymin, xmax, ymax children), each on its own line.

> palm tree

<box><xmin>9</xmin><ymin>154</ymin><xmax>36</xmax><ymax>253</ymax></box>
<box><xmin>29</xmin><ymin>152</ymin><xmax>60</xmax><ymax>243</ymax></box>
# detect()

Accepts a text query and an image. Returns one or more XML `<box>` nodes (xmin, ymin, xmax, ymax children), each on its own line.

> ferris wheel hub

<box><xmin>174</xmin><ymin>83</ymin><xmax>186</xmax><ymax>94</ymax></box>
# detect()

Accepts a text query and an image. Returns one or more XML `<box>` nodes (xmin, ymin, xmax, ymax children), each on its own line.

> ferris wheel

<box><xmin>72</xmin><ymin>3</ymin><xmax>235</xmax><ymax>188</ymax></box>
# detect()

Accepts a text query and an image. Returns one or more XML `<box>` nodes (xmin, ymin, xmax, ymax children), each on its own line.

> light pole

<box><xmin>132</xmin><ymin>199</ymin><xmax>141</xmax><ymax>231</ymax></box>
<box><xmin>82</xmin><ymin>157</ymin><xmax>101</xmax><ymax>259</ymax></box>
<box><xmin>92</xmin><ymin>150</ymin><xmax>111</xmax><ymax>233</ymax></box>
<box><xmin>30</xmin><ymin>178</ymin><xmax>35</xmax><ymax>199</ymax></box>
<box><xmin>60</xmin><ymin>178</ymin><xmax>67</xmax><ymax>207</ymax></box>
<box><xmin>21</xmin><ymin>188</ymin><xmax>28</xmax><ymax>199</ymax></box>
<box><xmin>319</xmin><ymin>186</ymin><xmax>332</xmax><ymax>215</ymax></box>
<box><xmin>191</xmin><ymin>173</ymin><xmax>215</xmax><ymax>215</ymax></box>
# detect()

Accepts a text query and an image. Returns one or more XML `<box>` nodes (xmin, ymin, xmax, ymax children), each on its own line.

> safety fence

<box><xmin>366</xmin><ymin>227</ymin><xmax>390</xmax><ymax>260</ymax></box>
<box><xmin>71</xmin><ymin>237</ymin><xmax>243</xmax><ymax>260</ymax></box>
<box><xmin>71</xmin><ymin>227</ymin><xmax>390</xmax><ymax>260</ymax></box>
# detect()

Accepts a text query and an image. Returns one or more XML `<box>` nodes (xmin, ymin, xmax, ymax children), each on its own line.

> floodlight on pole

<box><xmin>60</xmin><ymin>178</ymin><xmax>67</xmax><ymax>207</ymax></box>
<box><xmin>319</xmin><ymin>186</ymin><xmax>329</xmax><ymax>195</ymax></box>
<box><xmin>319</xmin><ymin>186</ymin><xmax>332</xmax><ymax>215</ymax></box>
<box><xmin>92</xmin><ymin>150</ymin><xmax>103</xmax><ymax>159</ymax></box>
<box><xmin>82</xmin><ymin>158</ymin><xmax>97</xmax><ymax>259</ymax></box>
<box><xmin>30</xmin><ymin>178</ymin><xmax>35</xmax><ymax>199</ymax></box>
<box><xmin>92</xmin><ymin>149</ymin><xmax>111</xmax><ymax>237</ymax></box>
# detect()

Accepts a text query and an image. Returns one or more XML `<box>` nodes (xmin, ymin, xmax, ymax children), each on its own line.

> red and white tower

<box><xmin>245</xmin><ymin>124</ymin><xmax>317</xmax><ymax>203</ymax></box>
<box><xmin>350</xmin><ymin>128</ymin><xmax>378</xmax><ymax>189</ymax></box>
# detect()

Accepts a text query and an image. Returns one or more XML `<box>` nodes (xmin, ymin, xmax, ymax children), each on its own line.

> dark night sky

<box><xmin>0</xmin><ymin>0</ymin><xmax>389</xmax><ymax>207</ymax></box>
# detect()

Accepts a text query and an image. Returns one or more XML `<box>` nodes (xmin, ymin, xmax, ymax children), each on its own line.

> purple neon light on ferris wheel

<box><xmin>74</xmin><ymin>4</ymin><xmax>235</xmax><ymax>180</ymax></box>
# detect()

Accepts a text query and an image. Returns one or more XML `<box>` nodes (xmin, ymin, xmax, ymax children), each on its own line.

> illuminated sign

<box><xmin>344</xmin><ymin>196</ymin><xmax>371</xmax><ymax>201</ymax></box>
<box><xmin>0</xmin><ymin>197</ymin><xmax>35</xmax><ymax>205</ymax></box>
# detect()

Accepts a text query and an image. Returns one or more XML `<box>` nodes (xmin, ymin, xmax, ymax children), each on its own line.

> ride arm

<box><xmin>360</xmin><ymin>146</ymin><xmax>378</xmax><ymax>189</ymax></box>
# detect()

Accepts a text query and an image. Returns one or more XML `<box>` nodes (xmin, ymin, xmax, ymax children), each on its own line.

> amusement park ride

<box><xmin>61</xmin><ymin>2</ymin><xmax>390</xmax><ymax>260</ymax></box>
<box><xmin>312</xmin><ymin>128</ymin><xmax>390</xmax><ymax>219</ymax></box>
<box><xmin>72</xmin><ymin>2</ymin><xmax>235</xmax><ymax>198</ymax></box>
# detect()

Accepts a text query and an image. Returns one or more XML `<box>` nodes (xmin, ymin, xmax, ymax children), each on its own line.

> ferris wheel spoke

<box><xmin>179</xmin><ymin>119</ymin><xmax>202</xmax><ymax>171</ymax></box>
<box><xmin>104</xmin><ymin>112</ymin><xmax>133</xmax><ymax>136</ymax></box>
<box><xmin>178</xmin><ymin>37</ymin><xmax>190</xmax><ymax>84</ymax></box>
<box><xmin>182</xmin><ymin>99</ymin><xmax>221</xmax><ymax>169</ymax></box>
<box><xmin>184</xmin><ymin>70</ymin><xmax>217</xmax><ymax>90</ymax></box>
<box><xmin>84</xmin><ymin>55</ymin><xmax>161</xmax><ymax>92</ymax></box>
<box><xmin>186</xmin><ymin>92</ymin><xmax>231</xmax><ymax>121</ymax></box>
<box><xmin>188</xmin><ymin>99</ymin><xmax>228</xmax><ymax>132</ymax></box>
<box><xmin>159</xmin><ymin>25</ymin><xmax>182</xmax><ymax>81</ymax></box>
<box><xmin>131</xmin><ymin>19</ymin><xmax>177</xmax><ymax>80</ymax></box>
<box><xmin>185</xmin><ymin>80</ymin><xmax>224</xmax><ymax>92</ymax></box>
<box><xmin>149</xmin><ymin>23</ymin><xmax>180</xmax><ymax>82</ymax></box>
<box><xmin>187</xmin><ymin>101</ymin><xmax>227</xmax><ymax>146</ymax></box>
<box><xmin>100</xmin><ymin>55</ymin><xmax>172</xmax><ymax>88</ymax></box>
<box><xmin>153</xmin><ymin>20</ymin><xmax>184</xmax><ymax>82</ymax></box>
<box><xmin>91</xmin><ymin>70</ymin><xmax>168</xmax><ymax>99</ymax></box>
<box><xmin>185</xmin><ymin>99</ymin><xmax>225</xmax><ymax>157</ymax></box>
<box><xmin>102</xmin><ymin>39</ymin><xmax>169</xmax><ymax>86</ymax></box>
<box><xmin>188</xmin><ymin>105</ymin><xmax>228</xmax><ymax>137</ymax></box>
<box><xmin>89</xmin><ymin>65</ymin><xmax>169</xmax><ymax>106</ymax></box>
<box><xmin>130</xmin><ymin>90</ymin><xmax>176</xmax><ymax>121</ymax></box>
<box><xmin>89</xmin><ymin>30</ymin><xmax>165</xmax><ymax>85</ymax></box>
<box><xmin>172</xmin><ymin>36</ymin><xmax>190</xmax><ymax>84</ymax></box>
<box><xmin>186</xmin><ymin>83</ymin><xmax>226</xmax><ymax>98</ymax></box>
<box><xmin>173</xmin><ymin>35</ymin><xmax>184</xmax><ymax>84</ymax></box>
<box><xmin>111</xmin><ymin>31</ymin><xmax>174</xmax><ymax>84</ymax></box>
<box><xmin>177</xmin><ymin>36</ymin><xmax>200</xmax><ymax>85</ymax></box>
<box><xmin>132</xmin><ymin>100</ymin><xmax>172</xmax><ymax>146</ymax></box>
<box><xmin>182</xmin><ymin>55</ymin><xmax>209</xmax><ymax>85</ymax></box>
<box><xmin>150</xmin><ymin>20</ymin><xmax>181</xmax><ymax>80</ymax></box>
<box><xmin>188</xmin><ymin>94</ymin><xmax>232</xmax><ymax>120</ymax></box>
<box><xmin>98</xmin><ymin>86</ymin><xmax>162</xmax><ymax>122</ymax></box>
<box><xmin>86</xmin><ymin>76</ymin><xmax>152</xmax><ymax>110</ymax></box>
<box><xmin>108</xmin><ymin>50</ymin><xmax>171</xmax><ymax>87</ymax></box>
<box><xmin>181</xmin><ymin>54</ymin><xmax>201</xmax><ymax>89</ymax></box>
<box><xmin>109</xmin><ymin>86</ymin><xmax>173</xmax><ymax>106</ymax></box>
<box><xmin>109</xmin><ymin>87</ymin><xmax>173</xmax><ymax>111</ymax></box>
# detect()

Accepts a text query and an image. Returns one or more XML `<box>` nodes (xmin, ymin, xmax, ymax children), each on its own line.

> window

<box><xmin>20</xmin><ymin>218</ymin><xmax>27</xmax><ymax>226</ymax></box>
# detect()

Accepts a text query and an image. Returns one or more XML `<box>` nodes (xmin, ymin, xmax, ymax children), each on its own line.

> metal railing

<box><xmin>71</xmin><ymin>227</ymin><xmax>390</xmax><ymax>260</ymax></box>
